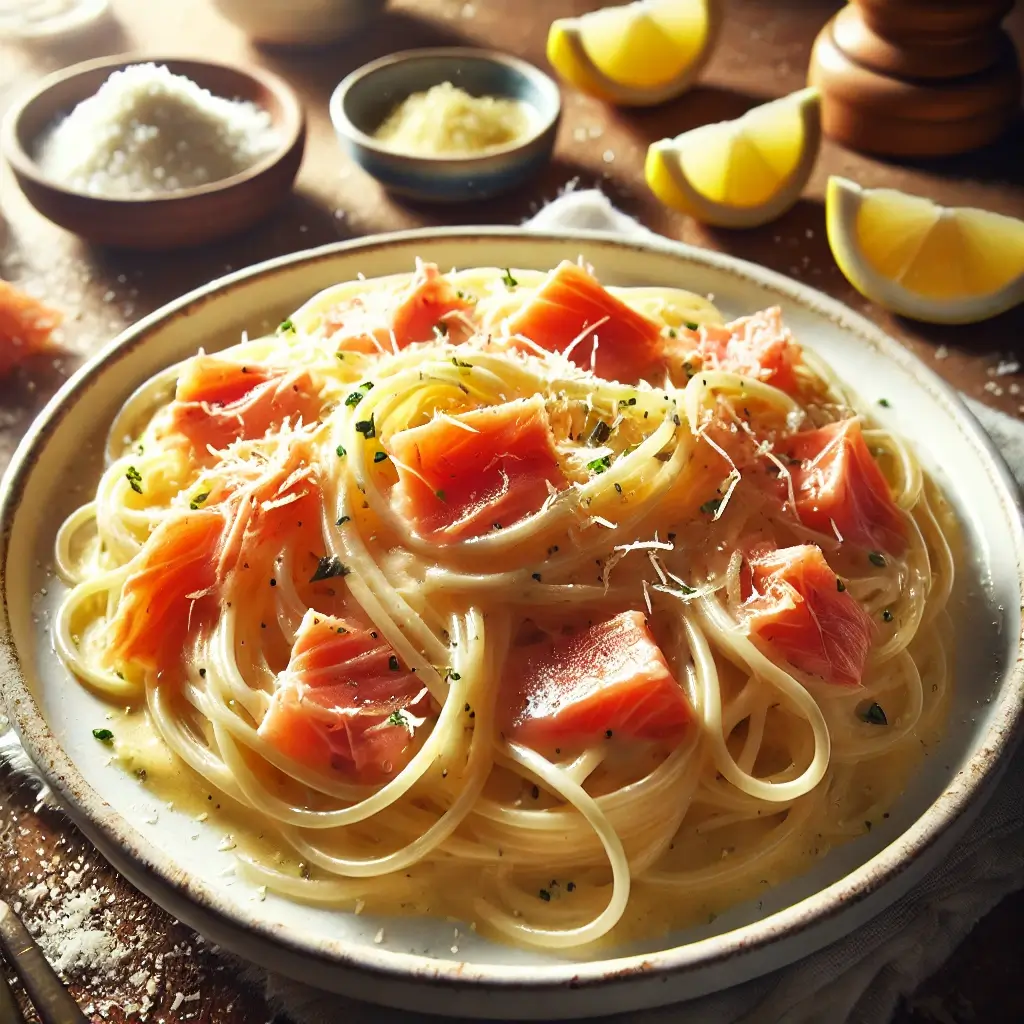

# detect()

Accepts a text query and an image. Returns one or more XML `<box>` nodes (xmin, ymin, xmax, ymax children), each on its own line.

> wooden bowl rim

<box><xmin>0</xmin><ymin>53</ymin><xmax>306</xmax><ymax>206</ymax></box>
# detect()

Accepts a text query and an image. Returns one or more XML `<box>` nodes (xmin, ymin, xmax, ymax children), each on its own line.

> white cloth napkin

<box><xmin>2</xmin><ymin>190</ymin><xmax>1023</xmax><ymax>1024</ymax></box>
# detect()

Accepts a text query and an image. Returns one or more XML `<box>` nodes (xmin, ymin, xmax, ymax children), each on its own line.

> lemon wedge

<box><xmin>826</xmin><ymin>177</ymin><xmax>1024</xmax><ymax>324</ymax></box>
<box><xmin>547</xmin><ymin>0</ymin><xmax>721</xmax><ymax>107</ymax></box>
<box><xmin>644</xmin><ymin>87</ymin><xmax>821</xmax><ymax>228</ymax></box>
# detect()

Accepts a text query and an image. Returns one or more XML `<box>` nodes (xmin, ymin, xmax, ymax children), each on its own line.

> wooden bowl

<box><xmin>1</xmin><ymin>55</ymin><xmax>306</xmax><ymax>250</ymax></box>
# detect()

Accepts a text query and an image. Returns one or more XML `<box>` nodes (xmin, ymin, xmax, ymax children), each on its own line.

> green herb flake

<box><xmin>685</xmin><ymin>320</ymin><xmax>700</xmax><ymax>331</ymax></box>
<box><xmin>566</xmin><ymin>881</ymin><xmax>576</xmax><ymax>892</ymax></box>
<box><xmin>125</xmin><ymin>466</ymin><xmax>143</xmax><ymax>494</ymax></box>
<box><xmin>667</xmin><ymin>327</ymin><xmax>677</xmax><ymax>338</ymax></box>
<box><xmin>435</xmin><ymin>489</ymin><xmax>447</xmax><ymax>501</ymax></box>
<box><xmin>189</xmin><ymin>491</ymin><xmax>210</xmax><ymax>511</ymax></box>
<box><xmin>586</xmin><ymin>455</ymin><xmax>612</xmax><ymax>475</ymax></box>
<box><xmin>373</xmin><ymin>451</ymin><xmax>388</xmax><ymax>464</ymax></box>
<box><xmin>277</xmin><ymin>318</ymin><xmax>295</xmax><ymax>334</ymax></box>
<box><xmin>355</xmin><ymin>415</ymin><xmax>376</xmax><ymax>439</ymax></box>
<box><xmin>501</xmin><ymin>268</ymin><xmax>518</xmax><ymax>289</ymax></box>
<box><xmin>588</xmin><ymin>420</ymin><xmax>613</xmax><ymax>446</ymax></box>
<box><xmin>309</xmin><ymin>556</ymin><xmax>350</xmax><ymax>583</ymax></box>
<box><xmin>92</xmin><ymin>728</ymin><xmax>114</xmax><ymax>744</ymax></box>
<box><xmin>388</xmin><ymin>655</ymin><xmax>401</xmax><ymax>671</ymax></box>
<box><xmin>877</xmin><ymin>398</ymin><xmax>891</xmax><ymax>408</ymax></box>
<box><xmin>859</xmin><ymin>702</ymin><xmax>888</xmax><ymax>726</ymax></box>
<box><xmin>344</xmin><ymin>391</ymin><xmax>363</xmax><ymax>407</ymax></box>
<box><xmin>836</xmin><ymin>577</ymin><xmax>846</xmax><ymax>592</ymax></box>
<box><xmin>336</xmin><ymin>445</ymin><xmax>347</xmax><ymax>458</ymax></box>
<box><xmin>700</xmin><ymin>498</ymin><xmax>722</xmax><ymax>515</ymax></box>
<box><xmin>868</xmin><ymin>551</ymin><xmax>886</xmax><ymax>567</ymax></box>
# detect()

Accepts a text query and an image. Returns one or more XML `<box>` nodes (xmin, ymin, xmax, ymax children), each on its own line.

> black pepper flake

<box><xmin>370</xmin><ymin>631</ymin><xmax>378</xmax><ymax>639</ymax></box>
<box><xmin>269</xmin><ymin>578</ymin><xmax>277</xmax><ymax>587</ymax></box>
<box><xmin>532</xmin><ymin>573</ymin><xmax>542</xmax><ymax>582</ymax></box>
<box><xmin>882</xmin><ymin>608</ymin><xmax>893</xmax><ymax>622</ymax></box>
<box><xmin>531</xmin><ymin>785</ymin><xmax>539</xmax><ymax>799</ymax></box>
<box><xmin>373</xmin><ymin>451</ymin><xmax>388</xmax><ymax>463</ymax></box>
<box><xmin>836</xmin><ymin>578</ymin><xmax>846</xmax><ymax>592</ymax></box>
<box><xmin>355</xmin><ymin>415</ymin><xmax>375</xmax><ymax>439</ymax></box>
<box><xmin>868</xmin><ymin>551</ymin><xmax>886</xmax><ymax>567</ymax></box>
<box><xmin>566</xmin><ymin>881</ymin><xmax>576</xmax><ymax>892</ymax></box>
<box><xmin>588</xmin><ymin>420</ymin><xmax>613</xmax><ymax>446</ymax></box>
<box><xmin>388</xmin><ymin>655</ymin><xmax>400</xmax><ymax>671</ymax></box>
<box><xmin>614</xmin><ymin>482</ymin><xmax>622</xmax><ymax>494</ymax></box>
<box><xmin>199</xmin><ymin>668</ymin><xmax>207</xmax><ymax>677</ymax></box>
<box><xmin>538</xmin><ymin>888</ymin><xmax>551</xmax><ymax>902</ymax></box>
<box><xmin>336</xmin><ymin>515</ymin><xmax>351</xmax><ymax>525</ymax></box>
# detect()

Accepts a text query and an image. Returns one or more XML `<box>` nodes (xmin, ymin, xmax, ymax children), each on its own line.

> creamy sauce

<box><xmin>372</xmin><ymin>81</ymin><xmax>535</xmax><ymax>157</ymax></box>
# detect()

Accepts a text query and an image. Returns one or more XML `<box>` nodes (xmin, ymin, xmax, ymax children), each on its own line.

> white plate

<box><xmin>1</xmin><ymin>229</ymin><xmax>1022</xmax><ymax>1019</ymax></box>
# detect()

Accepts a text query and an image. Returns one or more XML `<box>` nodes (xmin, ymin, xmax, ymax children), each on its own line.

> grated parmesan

<box><xmin>35</xmin><ymin>63</ymin><xmax>280</xmax><ymax>197</ymax></box>
<box><xmin>373</xmin><ymin>81</ymin><xmax>535</xmax><ymax>157</ymax></box>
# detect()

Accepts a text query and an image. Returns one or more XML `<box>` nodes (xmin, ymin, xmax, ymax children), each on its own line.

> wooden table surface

<box><xmin>1</xmin><ymin>1</ymin><xmax>1022</xmax><ymax>1022</ymax></box>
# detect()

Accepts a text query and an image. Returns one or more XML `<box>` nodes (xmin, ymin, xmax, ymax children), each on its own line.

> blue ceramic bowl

<box><xmin>329</xmin><ymin>47</ymin><xmax>561</xmax><ymax>203</ymax></box>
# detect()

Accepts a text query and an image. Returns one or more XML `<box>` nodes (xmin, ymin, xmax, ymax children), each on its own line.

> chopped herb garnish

<box><xmin>586</xmin><ymin>455</ymin><xmax>612</xmax><ymax>475</ymax></box>
<box><xmin>700</xmin><ymin>498</ymin><xmax>722</xmax><ymax>515</ymax></box>
<box><xmin>344</xmin><ymin>391</ymin><xmax>363</xmax><ymax>407</ymax></box>
<box><xmin>360</xmin><ymin>381</ymin><xmax>374</xmax><ymax>391</ymax></box>
<box><xmin>444</xmin><ymin>668</ymin><xmax>462</xmax><ymax>682</ymax></box>
<box><xmin>189</xmin><ymin>491</ymin><xmax>210</xmax><ymax>510</ymax></box>
<box><xmin>501</xmin><ymin>268</ymin><xmax>518</xmax><ymax>289</ymax></box>
<box><xmin>868</xmin><ymin>551</ymin><xmax>886</xmax><ymax>567</ymax></box>
<box><xmin>355</xmin><ymin>415</ymin><xmax>375</xmax><ymax>439</ymax></box>
<box><xmin>538</xmin><ymin>888</ymin><xmax>551</xmax><ymax>902</ymax></box>
<box><xmin>433</xmin><ymin>321</ymin><xmax>449</xmax><ymax>338</ymax></box>
<box><xmin>125</xmin><ymin>466</ymin><xmax>142</xmax><ymax>494</ymax></box>
<box><xmin>388</xmin><ymin>655</ymin><xmax>400</xmax><ymax>671</ymax></box>
<box><xmin>336</xmin><ymin>515</ymin><xmax>351</xmax><ymax>527</ymax></box>
<box><xmin>877</xmin><ymin>398</ymin><xmax>891</xmax><ymax>408</ymax></box>
<box><xmin>309</xmin><ymin>556</ymin><xmax>350</xmax><ymax>582</ymax></box>
<box><xmin>451</xmin><ymin>357</ymin><xmax>472</xmax><ymax>368</ymax></box>
<box><xmin>588</xmin><ymin>420</ymin><xmax>613</xmax><ymax>446</ymax></box>
<box><xmin>336</xmin><ymin>444</ymin><xmax>346</xmax><ymax>458</ymax></box>
<box><xmin>92</xmin><ymin>728</ymin><xmax>114</xmax><ymax>744</ymax></box>
<box><xmin>618</xmin><ymin>397</ymin><xmax>637</xmax><ymax>407</ymax></box>
<box><xmin>278</xmin><ymin>318</ymin><xmax>295</xmax><ymax>334</ymax></box>
<box><xmin>135</xmin><ymin>768</ymin><xmax>147</xmax><ymax>781</ymax></box>
<box><xmin>373</xmin><ymin>451</ymin><xmax>388</xmax><ymax>463</ymax></box>
<box><xmin>882</xmin><ymin>608</ymin><xmax>894</xmax><ymax>622</ymax></box>
<box><xmin>859</xmin><ymin>702</ymin><xmax>888</xmax><ymax>726</ymax></box>
<box><xmin>387</xmin><ymin>710</ymin><xmax>406</xmax><ymax>727</ymax></box>
<box><xmin>435</xmin><ymin>489</ymin><xmax>447</xmax><ymax>501</ymax></box>
<box><xmin>667</xmin><ymin>327</ymin><xmax>677</xmax><ymax>338</ymax></box>
<box><xmin>605</xmin><ymin>729</ymin><xmax>613</xmax><ymax>739</ymax></box>
<box><xmin>685</xmin><ymin>320</ymin><xmax>700</xmax><ymax>331</ymax></box>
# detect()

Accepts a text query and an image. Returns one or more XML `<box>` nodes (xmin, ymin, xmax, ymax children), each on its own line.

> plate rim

<box><xmin>2</xmin><ymin>225</ymin><xmax>1023</xmax><ymax>999</ymax></box>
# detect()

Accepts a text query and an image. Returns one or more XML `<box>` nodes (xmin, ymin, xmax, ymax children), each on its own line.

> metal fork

<box><xmin>0</xmin><ymin>898</ymin><xmax>88</xmax><ymax>1023</ymax></box>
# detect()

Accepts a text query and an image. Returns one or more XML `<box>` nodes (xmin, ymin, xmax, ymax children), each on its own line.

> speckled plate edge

<box><xmin>1</xmin><ymin>227</ymin><xmax>1022</xmax><ymax>1019</ymax></box>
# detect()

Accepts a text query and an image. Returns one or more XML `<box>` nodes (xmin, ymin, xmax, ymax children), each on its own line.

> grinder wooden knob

<box><xmin>808</xmin><ymin>0</ymin><xmax>1022</xmax><ymax>157</ymax></box>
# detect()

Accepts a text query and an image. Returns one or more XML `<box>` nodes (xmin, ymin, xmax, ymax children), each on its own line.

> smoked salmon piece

<box><xmin>107</xmin><ymin>446</ymin><xmax>321</xmax><ymax>676</ymax></box>
<box><xmin>690</xmin><ymin>307</ymin><xmax>801</xmax><ymax>394</ymax></box>
<box><xmin>501</xmin><ymin>611</ymin><xmax>692</xmax><ymax>750</ymax></box>
<box><xmin>325</xmin><ymin>262</ymin><xmax>472</xmax><ymax>355</ymax></box>
<box><xmin>165</xmin><ymin>356</ymin><xmax>323</xmax><ymax>451</ymax></box>
<box><xmin>387</xmin><ymin>397</ymin><xmax>567</xmax><ymax>542</ymax></box>
<box><xmin>783</xmin><ymin>418</ymin><xmax>905</xmax><ymax>555</ymax></box>
<box><xmin>0</xmin><ymin>280</ymin><xmax>62</xmax><ymax>376</ymax></box>
<box><xmin>504</xmin><ymin>261</ymin><xmax>666</xmax><ymax>384</ymax></box>
<box><xmin>743</xmin><ymin>544</ymin><xmax>874</xmax><ymax>687</ymax></box>
<box><xmin>258</xmin><ymin>610</ymin><xmax>429</xmax><ymax>779</ymax></box>
<box><xmin>106</xmin><ymin>509</ymin><xmax>225</xmax><ymax>673</ymax></box>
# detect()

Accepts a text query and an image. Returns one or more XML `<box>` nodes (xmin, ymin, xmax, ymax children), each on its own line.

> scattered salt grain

<box><xmin>934</xmin><ymin>345</ymin><xmax>949</xmax><ymax>360</ymax></box>
<box><xmin>995</xmin><ymin>359</ymin><xmax>1020</xmax><ymax>376</ymax></box>
<box><xmin>374</xmin><ymin>928</ymin><xmax>385</xmax><ymax>944</ymax></box>
<box><xmin>602</xmin><ymin>149</ymin><xmax>615</xmax><ymax>163</ymax></box>
<box><xmin>35</xmin><ymin>63</ymin><xmax>280</xmax><ymax>198</ymax></box>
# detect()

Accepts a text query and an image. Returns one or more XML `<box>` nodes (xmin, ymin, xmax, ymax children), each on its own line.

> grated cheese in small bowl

<box><xmin>34</xmin><ymin>63</ymin><xmax>281</xmax><ymax>198</ymax></box>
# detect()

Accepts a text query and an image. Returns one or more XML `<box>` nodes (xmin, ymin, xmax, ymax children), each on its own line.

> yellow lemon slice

<box><xmin>547</xmin><ymin>0</ymin><xmax>721</xmax><ymax>106</ymax></box>
<box><xmin>644</xmin><ymin>86</ymin><xmax>821</xmax><ymax>228</ymax></box>
<box><xmin>826</xmin><ymin>177</ymin><xmax>1024</xmax><ymax>324</ymax></box>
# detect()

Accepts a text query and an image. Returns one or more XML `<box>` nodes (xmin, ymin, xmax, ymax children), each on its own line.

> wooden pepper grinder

<box><xmin>808</xmin><ymin>0</ymin><xmax>1022</xmax><ymax>157</ymax></box>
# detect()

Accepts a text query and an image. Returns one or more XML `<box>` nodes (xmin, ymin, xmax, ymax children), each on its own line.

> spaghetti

<box><xmin>54</xmin><ymin>260</ymin><xmax>955</xmax><ymax>950</ymax></box>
